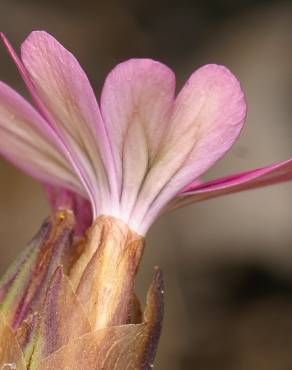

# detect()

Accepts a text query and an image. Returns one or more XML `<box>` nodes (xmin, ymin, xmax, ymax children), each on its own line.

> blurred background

<box><xmin>1</xmin><ymin>0</ymin><xmax>292</xmax><ymax>369</ymax></box>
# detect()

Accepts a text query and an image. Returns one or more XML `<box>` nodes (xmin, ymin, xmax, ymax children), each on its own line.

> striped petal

<box><xmin>100</xmin><ymin>59</ymin><xmax>175</xmax><ymax>220</ymax></box>
<box><xmin>168</xmin><ymin>159</ymin><xmax>292</xmax><ymax>210</ymax></box>
<box><xmin>20</xmin><ymin>31</ymin><xmax>118</xmax><ymax>216</ymax></box>
<box><xmin>0</xmin><ymin>81</ymin><xmax>82</xmax><ymax>194</ymax></box>
<box><xmin>130</xmin><ymin>64</ymin><xmax>246</xmax><ymax>233</ymax></box>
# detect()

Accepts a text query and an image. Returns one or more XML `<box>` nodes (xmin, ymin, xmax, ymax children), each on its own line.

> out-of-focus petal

<box><xmin>20</xmin><ymin>31</ymin><xmax>118</xmax><ymax>215</ymax></box>
<box><xmin>168</xmin><ymin>159</ymin><xmax>292</xmax><ymax>210</ymax></box>
<box><xmin>131</xmin><ymin>64</ymin><xmax>246</xmax><ymax>233</ymax></box>
<box><xmin>100</xmin><ymin>59</ymin><xmax>175</xmax><ymax>220</ymax></box>
<box><xmin>44</xmin><ymin>185</ymin><xmax>92</xmax><ymax>235</ymax></box>
<box><xmin>0</xmin><ymin>81</ymin><xmax>82</xmax><ymax>193</ymax></box>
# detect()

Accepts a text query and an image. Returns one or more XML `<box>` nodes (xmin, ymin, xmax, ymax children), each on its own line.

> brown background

<box><xmin>1</xmin><ymin>1</ymin><xmax>292</xmax><ymax>369</ymax></box>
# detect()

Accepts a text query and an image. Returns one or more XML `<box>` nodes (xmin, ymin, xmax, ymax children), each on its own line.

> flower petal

<box><xmin>168</xmin><ymin>159</ymin><xmax>292</xmax><ymax>210</ymax></box>
<box><xmin>100</xmin><ymin>59</ymin><xmax>175</xmax><ymax>220</ymax></box>
<box><xmin>20</xmin><ymin>31</ymin><xmax>118</xmax><ymax>215</ymax></box>
<box><xmin>0</xmin><ymin>81</ymin><xmax>82</xmax><ymax>193</ymax></box>
<box><xmin>131</xmin><ymin>64</ymin><xmax>247</xmax><ymax>233</ymax></box>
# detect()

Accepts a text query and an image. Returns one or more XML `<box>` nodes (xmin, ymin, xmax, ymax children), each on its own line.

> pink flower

<box><xmin>1</xmin><ymin>31</ymin><xmax>292</xmax><ymax>235</ymax></box>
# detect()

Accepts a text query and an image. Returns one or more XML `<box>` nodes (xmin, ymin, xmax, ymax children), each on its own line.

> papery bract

<box><xmin>0</xmin><ymin>211</ymin><xmax>163</xmax><ymax>370</ymax></box>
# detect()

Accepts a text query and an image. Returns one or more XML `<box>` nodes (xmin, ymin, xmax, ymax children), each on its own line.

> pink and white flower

<box><xmin>1</xmin><ymin>31</ymin><xmax>292</xmax><ymax>235</ymax></box>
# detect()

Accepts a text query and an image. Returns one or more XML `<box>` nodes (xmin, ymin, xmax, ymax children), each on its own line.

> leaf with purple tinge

<box><xmin>0</xmin><ymin>219</ymin><xmax>52</xmax><ymax>323</ymax></box>
<box><xmin>15</xmin><ymin>313</ymin><xmax>39</xmax><ymax>366</ymax></box>
<box><xmin>35</xmin><ymin>268</ymin><xmax>164</xmax><ymax>370</ymax></box>
<box><xmin>0</xmin><ymin>224</ymin><xmax>49</xmax><ymax>305</ymax></box>
<box><xmin>30</xmin><ymin>266</ymin><xmax>91</xmax><ymax>368</ymax></box>
<box><xmin>0</xmin><ymin>210</ymin><xmax>75</xmax><ymax>329</ymax></box>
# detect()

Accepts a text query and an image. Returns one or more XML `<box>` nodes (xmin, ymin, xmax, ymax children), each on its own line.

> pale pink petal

<box><xmin>0</xmin><ymin>81</ymin><xmax>83</xmax><ymax>194</ymax></box>
<box><xmin>0</xmin><ymin>32</ymin><xmax>92</xmax><ymax>204</ymax></box>
<box><xmin>131</xmin><ymin>64</ymin><xmax>246</xmax><ymax>233</ymax></box>
<box><xmin>168</xmin><ymin>159</ymin><xmax>292</xmax><ymax>210</ymax></box>
<box><xmin>20</xmin><ymin>31</ymin><xmax>118</xmax><ymax>215</ymax></box>
<box><xmin>100</xmin><ymin>59</ymin><xmax>175</xmax><ymax>219</ymax></box>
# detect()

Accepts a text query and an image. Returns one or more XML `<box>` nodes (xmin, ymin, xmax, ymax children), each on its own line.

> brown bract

<box><xmin>0</xmin><ymin>211</ymin><xmax>164</xmax><ymax>370</ymax></box>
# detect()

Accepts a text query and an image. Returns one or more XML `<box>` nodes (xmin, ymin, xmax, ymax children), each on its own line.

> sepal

<box><xmin>0</xmin><ymin>210</ymin><xmax>75</xmax><ymax>329</ymax></box>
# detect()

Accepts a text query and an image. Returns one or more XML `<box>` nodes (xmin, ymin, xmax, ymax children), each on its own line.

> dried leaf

<box><xmin>0</xmin><ymin>311</ymin><xmax>26</xmax><ymax>369</ymax></box>
<box><xmin>36</xmin><ymin>268</ymin><xmax>164</xmax><ymax>370</ymax></box>
<box><xmin>140</xmin><ymin>267</ymin><xmax>164</xmax><ymax>369</ymax></box>
<box><xmin>131</xmin><ymin>294</ymin><xmax>143</xmax><ymax>324</ymax></box>
<box><xmin>30</xmin><ymin>266</ymin><xmax>91</xmax><ymax>368</ymax></box>
<box><xmin>73</xmin><ymin>216</ymin><xmax>144</xmax><ymax>330</ymax></box>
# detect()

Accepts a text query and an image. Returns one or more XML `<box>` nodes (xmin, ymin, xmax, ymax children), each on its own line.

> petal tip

<box><xmin>105</xmin><ymin>58</ymin><xmax>175</xmax><ymax>83</ymax></box>
<box><xmin>196</xmin><ymin>63</ymin><xmax>248</xmax><ymax>122</ymax></box>
<box><xmin>0</xmin><ymin>32</ymin><xmax>11</xmax><ymax>49</ymax></box>
<box><xmin>21</xmin><ymin>30</ymin><xmax>59</xmax><ymax>53</ymax></box>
